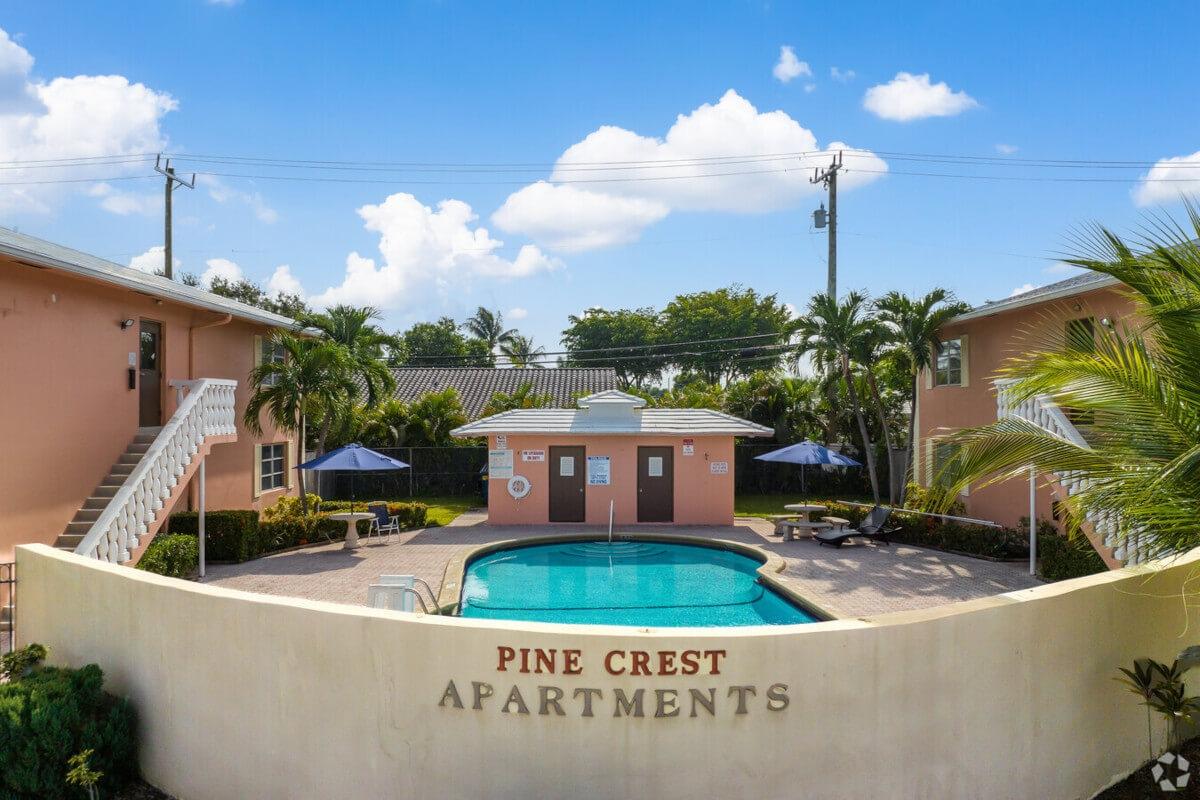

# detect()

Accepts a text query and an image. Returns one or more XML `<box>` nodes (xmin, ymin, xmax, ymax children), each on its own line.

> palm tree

<box><xmin>797</xmin><ymin>292</ymin><xmax>882</xmax><ymax>503</ymax></box>
<box><xmin>302</xmin><ymin>305</ymin><xmax>399</xmax><ymax>454</ymax></box>
<box><xmin>405</xmin><ymin>388</ymin><xmax>468</xmax><ymax>447</ymax></box>
<box><xmin>929</xmin><ymin>208</ymin><xmax>1200</xmax><ymax>559</ymax></box>
<box><xmin>875</xmin><ymin>289</ymin><xmax>970</xmax><ymax>504</ymax></box>
<box><xmin>244</xmin><ymin>333</ymin><xmax>353</xmax><ymax>512</ymax></box>
<box><xmin>359</xmin><ymin>399</ymin><xmax>411</xmax><ymax>448</ymax></box>
<box><xmin>463</xmin><ymin>307</ymin><xmax>518</xmax><ymax>364</ymax></box>
<box><xmin>499</xmin><ymin>334</ymin><xmax>546</xmax><ymax>368</ymax></box>
<box><xmin>481</xmin><ymin>382</ymin><xmax>554</xmax><ymax>416</ymax></box>
<box><xmin>850</xmin><ymin>321</ymin><xmax>904</xmax><ymax>503</ymax></box>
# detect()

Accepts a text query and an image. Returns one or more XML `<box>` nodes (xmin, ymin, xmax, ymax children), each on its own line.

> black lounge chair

<box><xmin>814</xmin><ymin>506</ymin><xmax>898</xmax><ymax>548</ymax></box>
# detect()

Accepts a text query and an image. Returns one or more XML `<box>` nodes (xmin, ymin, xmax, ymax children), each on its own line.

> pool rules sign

<box><xmin>437</xmin><ymin>645</ymin><xmax>789</xmax><ymax>719</ymax></box>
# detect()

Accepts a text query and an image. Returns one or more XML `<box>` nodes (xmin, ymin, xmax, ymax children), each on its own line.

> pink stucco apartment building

<box><xmin>915</xmin><ymin>271</ymin><xmax>1137</xmax><ymax>566</ymax></box>
<box><xmin>0</xmin><ymin>229</ymin><xmax>300</xmax><ymax>563</ymax></box>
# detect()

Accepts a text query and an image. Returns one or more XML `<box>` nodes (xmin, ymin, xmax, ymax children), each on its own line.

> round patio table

<box><xmin>783</xmin><ymin>503</ymin><xmax>827</xmax><ymax>522</ymax></box>
<box><xmin>329</xmin><ymin>512</ymin><xmax>374</xmax><ymax>550</ymax></box>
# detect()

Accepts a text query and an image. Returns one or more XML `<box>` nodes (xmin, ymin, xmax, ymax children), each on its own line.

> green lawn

<box><xmin>734</xmin><ymin>492</ymin><xmax>874</xmax><ymax>519</ymax></box>
<box><xmin>412</xmin><ymin>495</ymin><xmax>480</xmax><ymax>527</ymax></box>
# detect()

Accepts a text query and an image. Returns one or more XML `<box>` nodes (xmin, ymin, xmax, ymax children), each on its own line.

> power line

<box><xmin>405</xmin><ymin>338</ymin><xmax>800</xmax><ymax>367</ymax></box>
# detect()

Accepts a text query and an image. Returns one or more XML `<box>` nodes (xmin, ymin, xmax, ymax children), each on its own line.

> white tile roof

<box><xmin>0</xmin><ymin>226</ymin><xmax>301</xmax><ymax>329</ymax></box>
<box><xmin>451</xmin><ymin>406</ymin><xmax>773</xmax><ymax>437</ymax></box>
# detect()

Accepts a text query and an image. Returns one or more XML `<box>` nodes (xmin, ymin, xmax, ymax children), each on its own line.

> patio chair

<box><xmin>366</xmin><ymin>502</ymin><xmax>400</xmax><ymax>544</ymax></box>
<box><xmin>814</xmin><ymin>506</ymin><xmax>898</xmax><ymax>548</ymax></box>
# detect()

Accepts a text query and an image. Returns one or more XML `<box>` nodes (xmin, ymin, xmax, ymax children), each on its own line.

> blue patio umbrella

<box><xmin>754</xmin><ymin>440</ymin><xmax>861</xmax><ymax>499</ymax></box>
<box><xmin>297</xmin><ymin>443</ymin><xmax>409</xmax><ymax>511</ymax></box>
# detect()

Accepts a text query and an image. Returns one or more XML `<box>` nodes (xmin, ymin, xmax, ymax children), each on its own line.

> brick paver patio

<box><xmin>204</xmin><ymin>510</ymin><xmax>1041</xmax><ymax>618</ymax></box>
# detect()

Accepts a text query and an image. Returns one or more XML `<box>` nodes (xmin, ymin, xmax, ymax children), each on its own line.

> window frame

<box><xmin>934</xmin><ymin>337</ymin><xmax>963</xmax><ymax>387</ymax></box>
<box><xmin>259</xmin><ymin>337</ymin><xmax>286</xmax><ymax>387</ymax></box>
<box><xmin>258</xmin><ymin>442</ymin><xmax>287</xmax><ymax>493</ymax></box>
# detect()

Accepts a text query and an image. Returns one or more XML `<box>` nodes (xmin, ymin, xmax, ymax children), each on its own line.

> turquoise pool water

<box><xmin>459</xmin><ymin>540</ymin><xmax>818</xmax><ymax>627</ymax></box>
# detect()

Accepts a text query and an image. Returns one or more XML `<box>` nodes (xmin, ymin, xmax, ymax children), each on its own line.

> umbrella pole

<box><xmin>802</xmin><ymin>464</ymin><xmax>806</xmax><ymax>505</ymax></box>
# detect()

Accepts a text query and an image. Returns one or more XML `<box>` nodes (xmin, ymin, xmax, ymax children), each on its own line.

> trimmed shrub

<box><xmin>0</xmin><ymin>647</ymin><xmax>139</xmax><ymax>799</ymax></box>
<box><xmin>262</xmin><ymin>494</ymin><xmax>322</xmax><ymax>521</ymax></box>
<box><xmin>168</xmin><ymin>510</ymin><xmax>260</xmax><ymax>562</ymax></box>
<box><xmin>1037</xmin><ymin>532</ymin><xmax>1107</xmax><ymax>581</ymax></box>
<box><xmin>258</xmin><ymin>517</ymin><xmax>312</xmax><ymax>550</ymax></box>
<box><xmin>318</xmin><ymin>501</ymin><xmax>429</xmax><ymax>530</ymax></box>
<box><xmin>135</xmin><ymin>534</ymin><xmax>198</xmax><ymax>579</ymax></box>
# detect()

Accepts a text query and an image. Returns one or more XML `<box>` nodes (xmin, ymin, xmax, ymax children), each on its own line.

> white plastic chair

<box><xmin>367</xmin><ymin>582</ymin><xmax>415</xmax><ymax>612</ymax></box>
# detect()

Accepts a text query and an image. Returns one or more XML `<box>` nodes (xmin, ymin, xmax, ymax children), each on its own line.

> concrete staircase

<box><xmin>54</xmin><ymin>427</ymin><xmax>161</xmax><ymax>553</ymax></box>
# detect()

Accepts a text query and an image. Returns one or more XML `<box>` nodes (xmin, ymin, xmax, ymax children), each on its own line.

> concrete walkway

<box><xmin>204</xmin><ymin>511</ymin><xmax>1041</xmax><ymax>618</ymax></box>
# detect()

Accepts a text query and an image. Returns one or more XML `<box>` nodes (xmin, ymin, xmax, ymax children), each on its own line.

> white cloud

<box><xmin>995</xmin><ymin>143</ymin><xmax>1019</xmax><ymax>155</ymax></box>
<box><xmin>507</xmin><ymin>307</ymin><xmax>528</xmax><ymax>320</ymax></box>
<box><xmin>127</xmin><ymin>245</ymin><xmax>179</xmax><ymax>275</ymax></box>
<box><xmin>198</xmin><ymin>175</ymin><xmax>278</xmax><ymax>223</ymax></box>
<box><xmin>862</xmin><ymin>72</ymin><xmax>978</xmax><ymax>122</ymax></box>
<box><xmin>200</xmin><ymin>257</ymin><xmax>244</xmax><ymax>287</ymax></box>
<box><xmin>307</xmin><ymin>193</ymin><xmax>560</xmax><ymax>309</ymax></box>
<box><xmin>803</xmin><ymin>83</ymin><xmax>816</xmax><ymax>94</ymax></box>
<box><xmin>1010</xmin><ymin>282</ymin><xmax>1038</xmax><ymax>297</ymax></box>
<box><xmin>1045</xmin><ymin>261</ymin><xmax>1082</xmax><ymax>277</ymax></box>
<box><xmin>492</xmin><ymin>90</ymin><xmax>887</xmax><ymax>252</ymax></box>
<box><xmin>266</xmin><ymin>264</ymin><xmax>305</xmax><ymax>298</ymax></box>
<box><xmin>1134</xmin><ymin>150</ymin><xmax>1200</xmax><ymax>206</ymax></box>
<box><xmin>0</xmin><ymin>27</ymin><xmax>176</xmax><ymax>214</ymax></box>
<box><xmin>493</xmin><ymin>182</ymin><xmax>669</xmax><ymax>251</ymax></box>
<box><xmin>830</xmin><ymin>66</ymin><xmax>855</xmax><ymax>83</ymax></box>
<box><xmin>87</xmin><ymin>183</ymin><xmax>158</xmax><ymax>216</ymax></box>
<box><xmin>773</xmin><ymin>46</ymin><xmax>811</xmax><ymax>84</ymax></box>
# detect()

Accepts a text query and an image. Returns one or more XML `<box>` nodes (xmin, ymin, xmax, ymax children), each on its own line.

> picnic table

<box><xmin>784</xmin><ymin>503</ymin><xmax>828</xmax><ymax>522</ymax></box>
<box><xmin>779</xmin><ymin>519</ymin><xmax>832</xmax><ymax>542</ymax></box>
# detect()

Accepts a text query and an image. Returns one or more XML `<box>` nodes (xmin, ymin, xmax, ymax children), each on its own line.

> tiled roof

<box><xmin>0</xmin><ymin>226</ymin><xmax>301</xmax><ymax>329</ymax></box>
<box><xmin>451</xmin><ymin>407</ymin><xmax>773</xmax><ymax>437</ymax></box>
<box><xmin>385</xmin><ymin>367</ymin><xmax>619</xmax><ymax>420</ymax></box>
<box><xmin>952</xmin><ymin>270</ymin><xmax>1122</xmax><ymax>323</ymax></box>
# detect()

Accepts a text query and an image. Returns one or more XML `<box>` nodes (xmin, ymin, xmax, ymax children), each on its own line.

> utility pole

<box><xmin>810</xmin><ymin>150</ymin><xmax>843</xmax><ymax>299</ymax></box>
<box><xmin>154</xmin><ymin>154</ymin><xmax>195</xmax><ymax>280</ymax></box>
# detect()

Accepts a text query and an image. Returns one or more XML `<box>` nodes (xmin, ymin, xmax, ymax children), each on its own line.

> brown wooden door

<box><xmin>138</xmin><ymin>320</ymin><xmax>163</xmax><ymax>427</ymax></box>
<box><xmin>548</xmin><ymin>446</ymin><xmax>585</xmax><ymax>522</ymax></box>
<box><xmin>637</xmin><ymin>446</ymin><xmax>674</xmax><ymax>522</ymax></box>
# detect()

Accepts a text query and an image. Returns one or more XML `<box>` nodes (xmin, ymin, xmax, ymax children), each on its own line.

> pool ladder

<box><xmin>608</xmin><ymin>500</ymin><xmax>614</xmax><ymax>544</ymax></box>
<box><xmin>395</xmin><ymin>577</ymin><xmax>441</xmax><ymax>615</ymax></box>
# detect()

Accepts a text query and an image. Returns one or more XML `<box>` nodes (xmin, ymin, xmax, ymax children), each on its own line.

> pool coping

<box><xmin>436</xmin><ymin>531</ymin><xmax>840</xmax><ymax>622</ymax></box>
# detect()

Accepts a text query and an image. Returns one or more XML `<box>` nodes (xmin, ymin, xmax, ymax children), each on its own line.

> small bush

<box><xmin>0</xmin><ymin>647</ymin><xmax>138</xmax><ymax>799</ymax></box>
<box><xmin>135</xmin><ymin>534</ymin><xmax>198</xmax><ymax>579</ymax></box>
<box><xmin>168</xmin><ymin>510</ymin><xmax>260</xmax><ymax>562</ymax></box>
<box><xmin>387</xmin><ymin>501</ymin><xmax>427</xmax><ymax>529</ymax></box>
<box><xmin>1037</xmin><ymin>531</ymin><xmax>1107</xmax><ymax>581</ymax></box>
<box><xmin>262</xmin><ymin>494</ymin><xmax>322</xmax><ymax>521</ymax></box>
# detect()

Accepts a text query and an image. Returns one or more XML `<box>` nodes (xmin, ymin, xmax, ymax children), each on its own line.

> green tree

<box><xmin>399</xmin><ymin>317</ymin><xmax>490</xmax><ymax>366</ymax></box>
<box><xmin>929</xmin><ymin>210</ymin><xmax>1200</xmax><ymax>559</ymax></box>
<box><xmin>798</xmin><ymin>292</ymin><xmax>882</xmax><ymax>503</ymax></box>
<box><xmin>463</xmin><ymin>307</ymin><xmax>518</xmax><ymax>364</ymax></box>
<box><xmin>405</xmin><ymin>388</ymin><xmax>468</xmax><ymax>446</ymax></box>
<box><xmin>358</xmin><ymin>400</ymin><xmax>411</xmax><ymax>447</ymax></box>
<box><xmin>244</xmin><ymin>333</ymin><xmax>352</xmax><ymax>511</ymax></box>
<box><xmin>725</xmin><ymin>372</ymin><xmax>824</xmax><ymax>444</ymax></box>
<box><xmin>303</xmin><ymin>305</ymin><xmax>399</xmax><ymax>407</ymax></box>
<box><xmin>206</xmin><ymin>275</ymin><xmax>310</xmax><ymax>319</ymax></box>
<box><xmin>875</xmin><ymin>289</ymin><xmax>972</xmax><ymax>504</ymax></box>
<box><xmin>561</xmin><ymin>307</ymin><xmax>663</xmax><ymax>388</ymax></box>
<box><xmin>482</xmin><ymin>382</ymin><xmax>554</xmax><ymax>416</ymax></box>
<box><xmin>499</xmin><ymin>333</ymin><xmax>546</xmax><ymax>368</ymax></box>
<box><xmin>660</xmin><ymin>286</ymin><xmax>793</xmax><ymax>385</ymax></box>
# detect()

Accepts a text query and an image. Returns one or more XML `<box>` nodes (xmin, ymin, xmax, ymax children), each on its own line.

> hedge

<box><xmin>168</xmin><ymin>510</ymin><xmax>260</xmax><ymax>562</ymax></box>
<box><xmin>318</xmin><ymin>500</ymin><xmax>428</xmax><ymax>529</ymax></box>
<box><xmin>0</xmin><ymin>647</ymin><xmax>139</xmax><ymax>799</ymax></box>
<box><xmin>1037</xmin><ymin>531</ymin><xmax>1107</xmax><ymax>581</ymax></box>
<box><xmin>135</xmin><ymin>534</ymin><xmax>198</xmax><ymax>579</ymax></box>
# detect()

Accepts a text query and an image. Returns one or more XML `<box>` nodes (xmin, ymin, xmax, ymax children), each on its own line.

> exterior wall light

<box><xmin>120</xmin><ymin>318</ymin><xmax>136</xmax><ymax>330</ymax></box>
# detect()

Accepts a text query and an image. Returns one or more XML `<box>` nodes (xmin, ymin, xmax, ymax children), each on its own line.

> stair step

<box><xmin>117</xmin><ymin>452</ymin><xmax>144</xmax><ymax>465</ymax></box>
<box><xmin>56</xmin><ymin>533</ymin><xmax>85</xmax><ymax>548</ymax></box>
<box><xmin>65</xmin><ymin>521</ymin><xmax>94</xmax><ymax>534</ymax></box>
<box><xmin>83</xmin><ymin>496</ymin><xmax>110</xmax><ymax>509</ymax></box>
<box><xmin>109</xmin><ymin>464</ymin><xmax>134</xmax><ymax>477</ymax></box>
<box><xmin>127</xmin><ymin>442</ymin><xmax>151</xmax><ymax>455</ymax></box>
<box><xmin>73</xmin><ymin>509</ymin><xmax>102</xmax><ymax>523</ymax></box>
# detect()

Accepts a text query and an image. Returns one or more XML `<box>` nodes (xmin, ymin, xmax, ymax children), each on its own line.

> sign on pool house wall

<box><xmin>438</xmin><ymin>645</ymin><xmax>789</xmax><ymax>719</ymax></box>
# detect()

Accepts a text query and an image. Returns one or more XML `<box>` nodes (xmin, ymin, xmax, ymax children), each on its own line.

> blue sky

<box><xmin>4</xmin><ymin>1</ymin><xmax>1200</xmax><ymax>353</ymax></box>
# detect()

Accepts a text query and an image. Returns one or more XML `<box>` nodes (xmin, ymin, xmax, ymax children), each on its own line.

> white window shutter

<box><xmin>253</xmin><ymin>444</ymin><xmax>263</xmax><ymax>499</ymax></box>
<box><xmin>253</xmin><ymin>335</ymin><xmax>263</xmax><ymax>369</ymax></box>
<box><xmin>960</xmin><ymin>334</ymin><xmax>970</xmax><ymax>388</ymax></box>
<box><xmin>286</xmin><ymin>438</ymin><xmax>296</xmax><ymax>490</ymax></box>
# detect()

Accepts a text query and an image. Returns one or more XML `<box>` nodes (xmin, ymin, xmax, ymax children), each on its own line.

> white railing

<box><xmin>75</xmin><ymin>379</ymin><xmax>237</xmax><ymax>563</ymax></box>
<box><xmin>994</xmin><ymin>379</ymin><xmax>1148</xmax><ymax>565</ymax></box>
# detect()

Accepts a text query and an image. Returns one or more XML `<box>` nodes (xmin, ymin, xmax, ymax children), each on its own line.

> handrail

<box><xmin>410</xmin><ymin>577</ymin><xmax>440</xmax><ymax>614</ymax></box>
<box><xmin>994</xmin><ymin>378</ymin><xmax>1088</xmax><ymax>448</ymax></box>
<box><xmin>397</xmin><ymin>586</ymin><xmax>431</xmax><ymax>615</ymax></box>
<box><xmin>76</xmin><ymin>378</ymin><xmax>237</xmax><ymax>563</ymax></box>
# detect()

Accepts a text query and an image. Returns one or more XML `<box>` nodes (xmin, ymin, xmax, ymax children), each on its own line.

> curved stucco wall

<box><xmin>15</xmin><ymin>543</ymin><xmax>1199</xmax><ymax>800</ymax></box>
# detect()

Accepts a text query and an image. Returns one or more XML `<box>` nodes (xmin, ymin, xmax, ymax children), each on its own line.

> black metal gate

<box><xmin>1</xmin><ymin>561</ymin><xmax>14</xmax><ymax>655</ymax></box>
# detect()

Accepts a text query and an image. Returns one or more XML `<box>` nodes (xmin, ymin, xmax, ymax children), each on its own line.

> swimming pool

<box><xmin>459</xmin><ymin>539</ymin><xmax>819</xmax><ymax>627</ymax></box>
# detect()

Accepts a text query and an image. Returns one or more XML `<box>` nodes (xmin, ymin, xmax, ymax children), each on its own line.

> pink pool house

<box><xmin>451</xmin><ymin>391</ymin><xmax>772</xmax><ymax>526</ymax></box>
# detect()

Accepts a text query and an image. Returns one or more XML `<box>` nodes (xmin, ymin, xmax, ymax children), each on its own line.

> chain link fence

<box><xmin>312</xmin><ymin>444</ymin><xmax>876</xmax><ymax>501</ymax></box>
